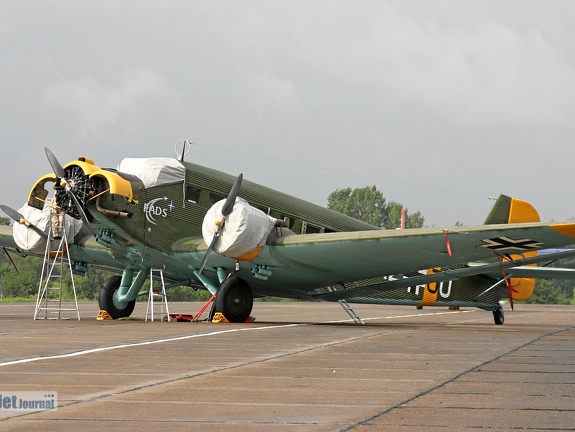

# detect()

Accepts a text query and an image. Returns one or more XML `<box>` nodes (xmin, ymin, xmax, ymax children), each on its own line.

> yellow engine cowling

<box><xmin>28</xmin><ymin>157</ymin><xmax>137</xmax><ymax>215</ymax></box>
<box><xmin>89</xmin><ymin>169</ymin><xmax>135</xmax><ymax>202</ymax></box>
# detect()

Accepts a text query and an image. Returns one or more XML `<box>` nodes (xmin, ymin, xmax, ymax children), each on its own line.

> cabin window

<box><xmin>186</xmin><ymin>186</ymin><xmax>202</xmax><ymax>204</ymax></box>
<box><xmin>301</xmin><ymin>221</ymin><xmax>325</xmax><ymax>234</ymax></box>
<box><xmin>209</xmin><ymin>193</ymin><xmax>226</xmax><ymax>205</ymax></box>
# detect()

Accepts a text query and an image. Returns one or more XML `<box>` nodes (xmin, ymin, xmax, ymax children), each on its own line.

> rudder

<box><xmin>484</xmin><ymin>195</ymin><xmax>540</xmax><ymax>302</ymax></box>
<box><xmin>484</xmin><ymin>195</ymin><xmax>541</xmax><ymax>225</ymax></box>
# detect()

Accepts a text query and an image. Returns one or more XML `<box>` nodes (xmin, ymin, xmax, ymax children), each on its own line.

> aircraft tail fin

<box><xmin>484</xmin><ymin>194</ymin><xmax>540</xmax><ymax>302</ymax></box>
<box><xmin>484</xmin><ymin>195</ymin><xmax>541</xmax><ymax>225</ymax></box>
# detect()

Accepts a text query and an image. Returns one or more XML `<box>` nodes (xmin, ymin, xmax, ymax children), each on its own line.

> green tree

<box><xmin>386</xmin><ymin>201</ymin><xmax>425</xmax><ymax>229</ymax></box>
<box><xmin>0</xmin><ymin>217</ymin><xmax>10</xmax><ymax>226</ymax></box>
<box><xmin>524</xmin><ymin>279</ymin><xmax>570</xmax><ymax>305</ymax></box>
<box><xmin>0</xmin><ymin>255</ymin><xmax>41</xmax><ymax>298</ymax></box>
<box><xmin>165</xmin><ymin>285</ymin><xmax>212</xmax><ymax>302</ymax></box>
<box><xmin>327</xmin><ymin>186</ymin><xmax>424</xmax><ymax>229</ymax></box>
<box><xmin>544</xmin><ymin>252</ymin><xmax>575</xmax><ymax>300</ymax></box>
<box><xmin>74</xmin><ymin>268</ymin><xmax>116</xmax><ymax>300</ymax></box>
<box><xmin>327</xmin><ymin>186</ymin><xmax>387</xmax><ymax>227</ymax></box>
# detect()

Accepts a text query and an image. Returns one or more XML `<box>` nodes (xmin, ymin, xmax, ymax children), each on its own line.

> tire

<box><xmin>98</xmin><ymin>275</ymin><xmax>136</xmax><ymax>319</ymax></box>
<box><xmin>214</xmin><ymin>277</ymin><xmax>253</xmax><ymax>323</ymax></box>
<box><xmin>493</xmin><ymin>308</ymin><xmax>504</xmax><ymax>325</ymax></box>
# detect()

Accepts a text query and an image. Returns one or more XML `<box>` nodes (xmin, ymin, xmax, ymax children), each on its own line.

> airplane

<box><xmin>2</xmin><ymin>144</ymin><xmax>575</xmax><ymax>325</ymax></box>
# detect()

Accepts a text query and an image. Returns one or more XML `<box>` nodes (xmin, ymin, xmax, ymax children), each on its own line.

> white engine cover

<box><xmin>202</xmin><ymin>198</ymin><xmax>277</xmax><ymax>259</ymax></box>
<box><xmin>13</xmin><ymin>203</ymin><xmax>82</xmax><ymax>254</ymax></box>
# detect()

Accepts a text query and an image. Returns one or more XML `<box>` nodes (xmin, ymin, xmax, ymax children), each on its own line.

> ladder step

<box><xmin>338</xmin><ymin>300</ymin><xmax>365</xmax><ymax>325</ymax></box>
<box><xmin>34</xmin><ymin>223</ymin><xmax>80</xmax><ymax>321</ymax></box>
<box><xmin>146</xmin><ymin>269</ymin><xmax>170</xmax><ymax>322</ymax></box>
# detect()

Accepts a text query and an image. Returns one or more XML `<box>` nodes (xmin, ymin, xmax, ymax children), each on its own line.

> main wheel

<box><xmin>214</xmin><ymin>277</ymin><xmax>253</xmax><ymax>323</ymax></box>
<box><xmin>98</xmin><ymin>275</ymin><xmax>136</xmax><ymax>319</ymax></box>
<box><xmin>493</xmin><ymin>307</ymin><xmax>505</xmax><ymax>325</ymax></box>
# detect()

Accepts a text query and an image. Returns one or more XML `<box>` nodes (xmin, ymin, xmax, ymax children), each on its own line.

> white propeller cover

<box><xmin>13</xmin><ymin>203</ymin><xmax>82</xmax><ymax>254</ymax></box>
<box><xmin>202</xmin><ymin>198</ymin><xmax>277</xmax><ymax>259</ymax></box>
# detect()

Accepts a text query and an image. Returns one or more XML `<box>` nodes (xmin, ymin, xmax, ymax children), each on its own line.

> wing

<box><xmin>0</xmin><ymin>224</ymin><xmax>127</xmax><ymax>272</ymax></box>
<box><xmin>235</xmin><ymin>221</ymin><xmax>575</xmax><ymax>300</ymax></box>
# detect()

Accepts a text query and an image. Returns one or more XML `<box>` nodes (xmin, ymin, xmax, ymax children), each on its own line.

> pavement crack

<box><xmin>340</xmin><ymin>324</ymin><xmax>575</xmax><ymax>431</ymax></box>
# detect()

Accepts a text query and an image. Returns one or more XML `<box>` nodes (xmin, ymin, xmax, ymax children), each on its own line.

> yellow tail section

<box><xmin>484</xmin><ymin>195</ymin><xmax>540</xmax><ymax>225</ymax></box>
<box><xmin>492</xmin><ymin>196</ymin><xmax>540</xmax><ymax>301</ymax></box>
<box><xmin>508</xmin><ymin>198</ymin><xmax>541</xmax><ymax>224</ymax></box>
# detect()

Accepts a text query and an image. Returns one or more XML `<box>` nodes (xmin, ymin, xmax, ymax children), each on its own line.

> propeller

<box><xmin>0</xmin><ymin>204</ymin><xmax>48</xmax><ymax>239</ymax></box>
<box><xmin>43</xmin><ymin>147</ymin><xmax>94</xmax><ymax>219</ymax></box>
<box><xmin>496</xmin><ymin>254</ymin><xmax>516</xmax><ymax>310</ymax></box>
<box><xmin>198</xmin><ymin>173</ymin><xmax>243</xmax><ymax>274</ymax></box>
<box><xmin>45</xmin><ymin>147</ymin><xmax>67</xmax><ymax>179</ymax></box>
<box><xmin>2</xmin><ymin>246</ymin><xmax>19</xmax><ymax>274</ymax></box>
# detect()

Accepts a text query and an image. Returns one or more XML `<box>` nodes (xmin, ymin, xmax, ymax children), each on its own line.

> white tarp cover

<box><xmin>13</xmin><ymin>203</ymin><xmax>83</xmax><ymax>255</ymax></box>
<box><xmin>202</xmin><ymin>198</ymin><xmax>277</xmax><ymax>258</ymax></box>
<box><xmin>116</xmin><ymin>157</ymin><xmax>185</xmax><ymax>188</ymax></box>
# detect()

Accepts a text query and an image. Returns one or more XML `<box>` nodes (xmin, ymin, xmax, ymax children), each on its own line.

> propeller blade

<box><xmin>44</xmin><ymin>147</ymin><xmax>67</xmax><ymax>178</ymax></box>
<box><xmin>2</xmin><ymin>246</ymin><xmax>19</xmax><ymax>274</ymax></box>
<box><xmin>198</xmin><ymin>232</ymin><xmax>221</xmax><ymax>274</ymax></box>
<box><xmin>496</xmin><ymin>255</ymin><xmax>514</xmax><ymax>310</ymax></box>
<box><xmin>506</xmin><ymin>280</ymin><xmax>515</xmax><ymax>311</ymax></box>
<box><xmin>0</xmin><ymin>204</ymin><xmax>49</xmax><ymax>239</ymax></box>
<box><xmin>0</xmin><ymin>204</ymin><xmax>24</xmax><ymax>222</ymax></box>
<box><xmin>68</xmin><ymin>190</ymin><xmax>90</xmax><ymax>225</ymax></box>
<box><xmin>198</xmin><ymin>173</ymin><xmax>243</xmax><ymax>274</ymax></box>
<box><xmin>221</xmin><ymin>173</ymin><xmax>243</xmax><ymax>217</ymax></box>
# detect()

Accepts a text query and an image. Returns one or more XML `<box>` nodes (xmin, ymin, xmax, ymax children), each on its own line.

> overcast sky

<box><xmin>2</xmin><ymin>1</ymin><xmax>575</xmax><ymax>227</ymax></box>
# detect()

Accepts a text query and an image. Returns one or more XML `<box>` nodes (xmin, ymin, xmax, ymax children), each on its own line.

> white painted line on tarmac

<box><xmin>0</xmin><ymin>324</ymin><xmax>299</xmax><ymax>368</ymax></box>
<box><xmin>0</xmin><ymin>309</ymin><xmax>480</xmax><ymax>368</ymax></box>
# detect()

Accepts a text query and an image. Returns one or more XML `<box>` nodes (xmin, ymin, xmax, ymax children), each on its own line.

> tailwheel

<box><xmin>98</xmin><ymin>275</ymin><xmax>136</xmax><ymax>319</ymax></box>
<box><xmin>215</xmin><ymin>277</ymin><xmax>253</xmax><ymax>323</ymax></box>
<box><xmin>493</xmin><ymin>306</ymin><xmax>505</xmax><ymax>325</ymax></box>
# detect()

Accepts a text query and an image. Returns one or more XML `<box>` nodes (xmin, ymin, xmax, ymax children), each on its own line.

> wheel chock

<box><xmin>212</xmin><ymin>312</ymin><xmax>229</xmax><ymax>323</ymax></box>
<box><xmin>211</xmin><ymin>313</ymin><xmax>255</xmax><ymax>323</ymax></box>
<box><xmin>97</xmin><ymin>310</ymin><xmax>114</xmax><ymax>320</ymax></box>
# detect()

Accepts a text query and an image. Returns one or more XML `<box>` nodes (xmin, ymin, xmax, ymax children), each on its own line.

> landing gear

<box><xmin>492</xmin><ymin>306</ymin><xmax>505</xmax><ymax>325</ymax></box>
<box><xmin>214</xmin><ymin>277</ymin><xmax>253</xmax><ymax>323</ymax></box>
<box><xmin>98</xmin><ymin>275</ymin><xmax>136</xmax><ymax>319</ymax></box>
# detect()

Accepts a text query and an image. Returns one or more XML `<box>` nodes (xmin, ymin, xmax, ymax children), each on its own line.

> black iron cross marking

<box><xmin>481</xmin><ymin>236</ymin><xmax>544</xmax><ymax>252</ymax></box>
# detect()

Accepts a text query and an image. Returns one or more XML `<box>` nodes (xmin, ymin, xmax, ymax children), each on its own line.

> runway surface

<box><xmin>0</xmin><ymin>301</ymin><xmax>574</xmax><ymax>431</ymax></box>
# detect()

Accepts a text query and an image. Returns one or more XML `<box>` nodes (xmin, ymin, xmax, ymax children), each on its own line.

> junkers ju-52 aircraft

<box><xmin>2</xmin><ymin>145</ymin><xmax>575</xmax><ymax>325</ymax></box>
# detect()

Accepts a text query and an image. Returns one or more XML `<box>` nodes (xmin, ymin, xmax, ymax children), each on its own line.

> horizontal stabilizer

<box><xmin>508</xmin><ymin>266</ymin><xmax>575</xmax><ymax>279</ymax></box>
